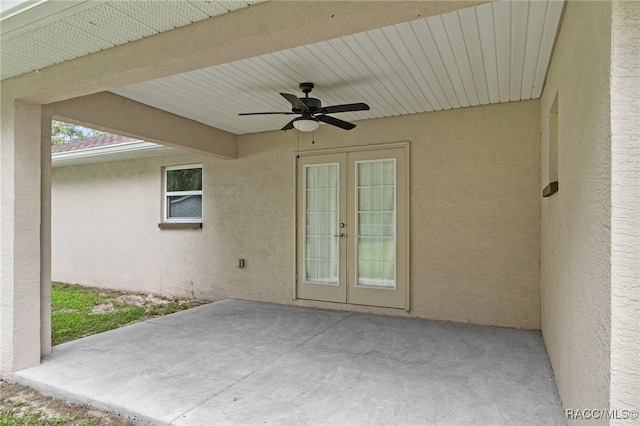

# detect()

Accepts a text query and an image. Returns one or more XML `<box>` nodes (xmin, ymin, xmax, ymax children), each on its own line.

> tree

<box><xmin>51</xmin><ymin>120</ymin><xmax>104</xmax><ymax>146</ymax></box>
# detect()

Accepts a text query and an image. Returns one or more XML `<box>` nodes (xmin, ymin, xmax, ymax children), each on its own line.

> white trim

<box><xmin>295</xmin><ymin>141</ymin><xmax>410</xmax><ymax>157</ymax></box>
<box><xmin>0</xmin><ymin>0</ymin><xmax>46</xmax><ymax>19</ymax></box>
<box><xmin>165</xmin><ymin>164</ymin><xmax>202</xmax><ymax>172</ymax></box>
<box><xmin>163</xmin><ymin>164</ymin><xmax>203</xmax><ymax>223</ymax></box>
<box><xmin>1</xmin><ymin>0</ymin><xmax>106</xmax><ymax>38</ymax></box>
<box><xmin>292</xmin><ymin>154</ymin><xmax>298</xmax><ymax>300</ymax></box>
<box><xmin>404</xmin><ymin>142</ymin><xmax>410</xmax><ymax>312</ymax></box>
<box><xmin>52</xmin><ymin>141</ymin><xmax>187</xmax><ymax>167</ymax></box>
<box><xmin>54</xmin><ymin>140</ymin><xmax>150</xmax><ymax>159</ymax></box>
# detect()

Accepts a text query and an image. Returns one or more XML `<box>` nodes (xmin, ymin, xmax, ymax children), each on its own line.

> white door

<box><xmin>296</xmin><ymin>145</ymin><xmax>408</xmax><ymax>309</ymax></box>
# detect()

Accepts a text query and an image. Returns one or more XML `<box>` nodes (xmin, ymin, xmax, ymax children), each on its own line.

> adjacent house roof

<box><xmin>51</xmin><ymin>133</ymin><xmax>188</xmax><ymax>167</ymax></box>
<box><xmin>51</xmin><ymin>133</ymin><xmax>137</xmax><ymax>153</ymax></box>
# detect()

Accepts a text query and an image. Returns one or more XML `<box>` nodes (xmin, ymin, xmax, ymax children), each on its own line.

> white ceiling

<box><xmin>111</xmin><ymin>0</ymin><xmax>564</xmax><ymax>135</ymax></box>
<box><xmin>1</xmin><ymin>0</ymin><xmax>564</xmax><ymax>136</ymax></box>
<box><xmin>0</xmin><ymin>0</ymin><xmax>261</xmax><ymax>79</ymax></box>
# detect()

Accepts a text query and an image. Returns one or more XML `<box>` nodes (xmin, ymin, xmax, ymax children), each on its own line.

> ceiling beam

<box><xmin>43</xmin><ymin>92</ymin><xmax>237</xmax><ymax>159</ymax></box>
<box><xmin>3</xmin><ymin>1</ymin><xmax>492</xmax><ymax>105</ymax></box>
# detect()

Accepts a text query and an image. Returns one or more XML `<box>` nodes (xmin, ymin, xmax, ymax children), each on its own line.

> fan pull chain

<box><xmin>296</xmin><ymin>129</ymin><xmax>300</xmax><ymax>158</ymax></box>
<box><xmin>312</xmin><ymin>130</ymin><xmax>315</xmax><ymax>144</ymax></box>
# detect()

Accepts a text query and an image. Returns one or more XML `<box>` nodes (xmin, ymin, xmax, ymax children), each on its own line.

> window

<box><xmin>164</xmin><ymin>165</ymin><xmax>202</xmax><ymax>222</ymax></box>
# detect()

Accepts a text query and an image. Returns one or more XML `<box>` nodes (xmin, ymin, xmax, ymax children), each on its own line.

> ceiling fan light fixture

<box><xmin>293</xmin><ymin>118</ymin><xmax>319</xmax><ymax>132</ymax></box>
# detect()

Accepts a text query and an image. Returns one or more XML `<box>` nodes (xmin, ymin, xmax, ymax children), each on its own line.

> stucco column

<box><xmin>0</xmin><ymin>98</ymin><xmax>44</xmax><ymax>379</ymax></box>
<box><xmin>41</xmin><ymin>112</ymin><xmax>52</xmax><ymax>357</ymax></box>
<box><xmin>610</xmin><ymin>1</ymin><xmax>640</xmax><ymax>421</ymax></box>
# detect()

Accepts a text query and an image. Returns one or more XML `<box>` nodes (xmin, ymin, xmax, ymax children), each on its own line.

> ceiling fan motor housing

<box><xmin>294</xmin><ymin>97</ymin><xmax>322</xmax><ymax>115</ymax></box>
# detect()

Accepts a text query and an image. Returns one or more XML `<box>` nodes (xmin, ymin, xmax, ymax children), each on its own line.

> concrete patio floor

<box><xmin>14</xmin><ymin>299</ymin><xmax>565</xmax><ymax>425</ymax></box>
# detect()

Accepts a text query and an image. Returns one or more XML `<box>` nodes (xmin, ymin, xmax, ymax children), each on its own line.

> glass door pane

<box><xmin>304</xmin><ymin>163</ymin><xmax>339</xmax><ymax>285</ymax></box>
<box><xmin>356</xmin><ymin>159</ymin><xmax>396</xmax><ymax>288</ymax></box>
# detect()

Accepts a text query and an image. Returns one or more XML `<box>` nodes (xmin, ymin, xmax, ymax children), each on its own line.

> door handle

<box><xmin>334</xmin><ymin>233</ymin><xmax>346</xmax><ymax>239</ymax></box>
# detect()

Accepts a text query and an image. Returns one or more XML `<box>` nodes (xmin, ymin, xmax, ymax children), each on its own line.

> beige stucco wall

<box><xmin>540</xmin><ymin>0</ymin><xmax>616</xmax><ymax>418</ymax></box>
<box><xmin>52</xmin><ymin>100</ymin><xmax>541</xmax><ymax>329</ymax></box>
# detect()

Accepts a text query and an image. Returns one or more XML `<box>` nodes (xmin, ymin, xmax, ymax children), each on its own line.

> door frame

<box><xmin>292</xmin><ymin>141</ymin><xmax>410</xmax><ymax>311</ymax></box>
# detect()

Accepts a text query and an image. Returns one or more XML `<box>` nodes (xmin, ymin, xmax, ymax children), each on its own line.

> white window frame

<box><xmin>163</xmin><ymin>164</ymin><xmax>203</xmax><ymax>223</ymax></box>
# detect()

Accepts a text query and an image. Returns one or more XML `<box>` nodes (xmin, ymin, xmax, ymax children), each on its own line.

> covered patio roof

<box><xmin>2</xmin><ymin>0</ymin><xmax>564</xmax><ymax>136</ymax></box>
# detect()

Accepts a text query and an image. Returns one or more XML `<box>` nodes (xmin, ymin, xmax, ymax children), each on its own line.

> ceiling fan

<box><xmin>239</xmin><ymin>82</ymin><xmax>370</xmax><ymax>131</ymax></box>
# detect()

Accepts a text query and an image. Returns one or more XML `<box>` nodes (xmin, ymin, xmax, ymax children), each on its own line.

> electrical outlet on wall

<box><xmin>237</xmin><ymin>258</ymin><xmax>245</xmax><ymax>268</ymax></box>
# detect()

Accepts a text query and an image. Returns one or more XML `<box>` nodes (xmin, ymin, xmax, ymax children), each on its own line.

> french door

<box><xmin>296</xmin><ymin>144</ymin><xmax>408</xmax><ymax>309</ymax></box>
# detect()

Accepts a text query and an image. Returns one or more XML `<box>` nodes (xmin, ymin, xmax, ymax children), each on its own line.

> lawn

<box><xmin>51</xmin><ymin>282</ymin><xmax>203</xmax><ymax>346</ymax></box>
<box><xmin>1</xmin><ymin>282</ymin><xmax>206</xmax><ymax>425</ymax></box>
<box><xmin>0</xmin><ymin>380</ymin><xmax>132</xmax><ymax>426</ymax></box>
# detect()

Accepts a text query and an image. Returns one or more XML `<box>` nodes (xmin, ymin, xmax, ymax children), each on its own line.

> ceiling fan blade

<box><xmin>316</xmin><ymin>114</ymin><xmax>356</xmax><ymax>130</ymax></box>
<box><xmin>280</xmin><ymin>93</ymin><xmax>308</xmax><ymax>111</ymax></box>
<box><xmin>321</xmin><ymin>102</ymin><xmax>370</xmax><ymax>114</ymax></box>
<box><xmin>238</xmin><ymin>112</ymin><xmax>295</xmax><ymax>115</ymax></box>
<box><xmin>281</xmin><ymin>118</ymin><xmax>296</xmax><ymax>131</ymax></box>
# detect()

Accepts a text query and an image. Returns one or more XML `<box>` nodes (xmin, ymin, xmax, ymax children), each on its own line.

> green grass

<box><xmin>0</xmin><ymin>407</ymin><xmax>97</xmax><ymax>426</ymax></box>
<box><xmin>0</xmin><ymin>405</ymin><xmax>75</xmax><ymax>426</ymax></box>
<box><xmin>51</xmin><ymin>282</ymin><xmax>198</xmax><ymax>346</ymax></box>
<box><xmin>0</xmin><ymin>283</ymin><xmax>195</xmax><ymax>425</ymax></box>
